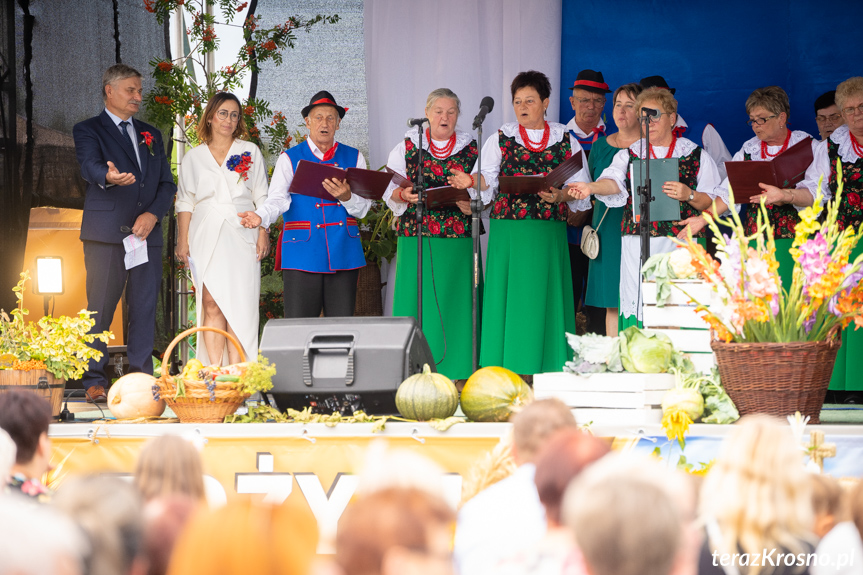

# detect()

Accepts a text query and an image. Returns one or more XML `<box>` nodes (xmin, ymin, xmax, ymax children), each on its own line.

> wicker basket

<box><xmin>354</xmin><ymin>260</ymin><xmax>383</xmax><ymax>316</ymax></box>
<box><xmin>154</xmin><ymin>326</ymin><xmax>249</xmax><ymax>423</ymax></box>
<box><xmin>711</xmin><ymin>331</ymin><xmax>841</xmax><ymax>424</ymax></box>
<box><xmin>0</xmin><ymin>369</ymin><xmax>65</xmax><ymax>417</ymax></box>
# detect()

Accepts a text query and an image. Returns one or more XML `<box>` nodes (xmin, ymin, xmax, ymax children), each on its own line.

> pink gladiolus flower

<box><xmin>745</xmin><ymin>248</ymin><xmax>778</xmax><ymax>299</ymax></box>
<box><xmin>796</xmin><ymin>232</ymin><xmax>831</xmax><ymax>286</ymax></box>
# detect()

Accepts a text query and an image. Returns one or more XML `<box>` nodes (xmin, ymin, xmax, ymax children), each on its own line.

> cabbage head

<box><xmin>619</xmin><ymin>327</ymin><xmax>674</xmax><ymax>373</ymax></box>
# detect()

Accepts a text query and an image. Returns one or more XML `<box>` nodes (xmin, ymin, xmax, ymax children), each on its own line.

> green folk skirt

<box><xmin>830</xmin><ymin>241</ymin><xmax>863</xmax><ymax>391</ymax></box>
<box><xmin>480</xmin><ymin>218</ymin><xmax>575</xmax><ymax>374</ymax></box>
<box><xmin>393</xmin><ymin>236</ymin><xmax>477</xmax><ymax>380</ymax></box>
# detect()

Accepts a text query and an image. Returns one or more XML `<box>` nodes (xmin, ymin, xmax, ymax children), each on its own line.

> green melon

<box><xmin>460</xmin><ymin>366</ymin><xmax>532</xmax><ymax>422</ymax></box>
<box><xmin>395</xmin><ymin>364</ymin><xmax>459</xmax><ymax>421</ymax></box>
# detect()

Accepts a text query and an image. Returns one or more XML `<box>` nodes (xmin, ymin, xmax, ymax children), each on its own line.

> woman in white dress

<box><xmin>175</xmin><ymin>92</ymin><xmax>270</xmax><ymax>365</ymax></box>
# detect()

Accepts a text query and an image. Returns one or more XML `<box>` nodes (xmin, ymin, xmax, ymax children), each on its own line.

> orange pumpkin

<box><xmin>108</xmin><ymin>373</ymin><xmax>165</xmax><ymax>419</ymax></box>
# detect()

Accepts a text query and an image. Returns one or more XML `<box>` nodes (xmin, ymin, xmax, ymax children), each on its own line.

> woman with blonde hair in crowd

<box><xmin>697</xmin><ymin>415</ymin><xmax>817</xmax><ymax>575</ymax></box>
<box><xmin>168</xmin><ymin>498</ymin><xmax>318</xmax><ymax>575</ymax></box>
<box><xmin>133</xmin><ymin>434</ymin><xmax>206</xmax><ymax>503</ymax></box>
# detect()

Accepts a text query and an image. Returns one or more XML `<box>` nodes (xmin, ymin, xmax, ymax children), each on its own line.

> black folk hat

<box><xmin>569</xmin><ymin>69</ymin><xmax>611</xmax><ymax>94</ymax></box>
<box><xmin>640</xmin><ymin>75</ymin><xmax>676</xmax><ymax>95</ymax></box>
<box><xmin>301</xmin><ymin>90</ymin><xmax>348</xmax><ymax>119</ymax></box>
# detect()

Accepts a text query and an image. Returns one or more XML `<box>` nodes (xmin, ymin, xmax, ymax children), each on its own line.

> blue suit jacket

<box><xmin>73</xmin><ymin>111</ymin><xmax>176</xmax><ymax>246</ymax></box>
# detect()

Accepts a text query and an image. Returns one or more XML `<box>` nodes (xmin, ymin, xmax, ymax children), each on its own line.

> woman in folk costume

<box><xmin>176</xmin><ymin>92</ymin><xmax>270</xmax><ymax>365</ymax></box>
<box><xmin>479</xmin><ymin>70</ymin><xmax>592</xmax><ymax>377</ymax></box>
<box><xmin>239</xmin><ymin>91</ymin><xmax>371</xmax><ymax>318</ymax></box>
<box><xmin>570</xmin><ymin>87</ymin><xmax>724</xmax><ymax>328</ymax></box>
<box><xmin>799</xmin><ymin>77</ymin><xmax>863</xmax><ymax>393</ymax></box>
<box><xmin>681</xmin><ymin>86</ymin><xmax>819</xmax><ymax>291</ymax></box>
<box><xmin>384</xmin><ymin>88</ymin><xmax>490</xmax><ymax>380</ymax></box>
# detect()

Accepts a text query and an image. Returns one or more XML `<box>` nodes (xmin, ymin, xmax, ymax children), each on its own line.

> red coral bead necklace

<box><xmin>761</xmin><ymin>129</ymin><xmax>791</xmax><ymax>158</ymax></box>
<box><xmin>520</xmin><ymin>122</ymin><xmax>550</xmax><ymax>152</ymax></box>
<box><xmin>426</xmin><ymin>131</ymin><xmax>457</xmax><ymax>159</ymax></box>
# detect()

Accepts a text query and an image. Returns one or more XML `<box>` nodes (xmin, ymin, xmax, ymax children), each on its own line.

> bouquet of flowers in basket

<box><xmin>676</xmin><ymin>168</ymin><xmax>863</xmax><ymax>343</ymax></box>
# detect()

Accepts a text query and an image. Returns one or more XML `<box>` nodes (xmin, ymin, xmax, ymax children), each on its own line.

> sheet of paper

<box><xmin>122</xmin><ymin>234</ymin><xmax>148</xmax><ymax>270</ymax></box>
<box><xmin>187</xmin><ymin>256</ymin><xmax>200</xmax><ymax>287</ymax></box>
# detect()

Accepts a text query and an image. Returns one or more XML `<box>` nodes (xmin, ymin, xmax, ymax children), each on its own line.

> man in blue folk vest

<box><xmin>239</xmin><ymin>91</ymin><xmax>370</xmax><ymax>317</ymax></box>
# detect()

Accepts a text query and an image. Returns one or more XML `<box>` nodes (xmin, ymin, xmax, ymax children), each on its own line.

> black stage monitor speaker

<box><xmin>259</xmin><ymin>316</ymin><xmax>435</xmax><ymax>415</ymax></box>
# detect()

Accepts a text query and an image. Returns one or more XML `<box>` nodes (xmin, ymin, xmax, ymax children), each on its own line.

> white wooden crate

<box><xmin>641</xmin><ymin>280</ymin><xmax>715</xmax><ymax>372</ymax></box>
<box><xmin>534</xmin><ymin>372</ymin><xmax>671</xmax><ymax>425</ymax></box>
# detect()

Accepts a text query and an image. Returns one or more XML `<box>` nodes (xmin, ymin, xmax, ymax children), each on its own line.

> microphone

<box><xmin>407</xmin><ymin>117</ymin><xmax>429</xmax><ymax>127</ymax></box>
<box><xmin>472</xmin><ymin>96</ymin><xmax>495</xmax><ymax>130</ymax></box>
<box><xmin>642</xmin><ymin>107</ymin><xmax>660</xmax><ymax>118</ymax></box>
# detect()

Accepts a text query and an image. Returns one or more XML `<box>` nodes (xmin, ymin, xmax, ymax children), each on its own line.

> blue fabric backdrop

<box><xmin>560</xmin><ymin>0</ymin><xmax>863</xmax><ymax>153</ymax></box>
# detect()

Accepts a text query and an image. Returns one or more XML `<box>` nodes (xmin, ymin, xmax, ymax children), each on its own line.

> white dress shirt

<box><xmin>454</xmin><ymin>464</ymin><xmax>547</xmax><ymax>575</ymax></box>
<box><xmin>676</xmin><ymin>114</ymin><xmax>732</xmax><ymax>180</ymax></box>
<box><xmin>104</xmin><ymin>108</ymin><xmax>142</xmax><ymax>169</ymax></box>
<box><xmin>564</xmin><ymin>116</ymin><xmax>607</xmax><ymax>140</ymax></box>
<box><xmin>478</xmin><ymin>122</ymin><xmax>593</xmax><ymax>213</ymax></box>
<box><xmin>254</xmin><ymin>138</ymin><xmax>371</xmax><ymax>229</ymax></box>
<box><xmin>800</xmin><ymin>124</ymin><xmax>859</xmax><ymax>208</ymax></box>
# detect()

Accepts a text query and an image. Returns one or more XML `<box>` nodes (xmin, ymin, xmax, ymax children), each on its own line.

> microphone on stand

<box><xmin>472</xmin><ymin>97</ymin><xmax>495</xmax><ymax>130</ymax></box>
<box><xmin>641</xmin><ymin>107</ymin><xmax>660</xmax><ymax>119</ymax></box>
<box><xmin>407</xmin><ymin>117</ymin><xmax>429</xmax><ymax>127</ymax></box>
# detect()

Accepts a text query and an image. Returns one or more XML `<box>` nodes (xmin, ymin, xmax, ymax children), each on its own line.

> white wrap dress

<box><xmin>176</xmin><ymin>139</ymin><xmax>269</xmax><ymax>365</ymax></box>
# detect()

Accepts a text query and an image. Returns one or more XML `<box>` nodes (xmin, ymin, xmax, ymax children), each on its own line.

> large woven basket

<box><xmin>711</xmin><ymin>331</ymin><xmax>841</xmax><ymax>424</ymax></box>
<box><xmin>0</xmin><ymin>369</ymin><xmax>65</xmax><ymax>417</ymax></box>
<box><xmin>154</xmin><ymin>326</ymin><xmax>249</xmax><ymax>423</ymax></box>
<box><xmin>354</xmin><ymin>260</ymin><xmax>383</xmax><ymax>316</ymax></box>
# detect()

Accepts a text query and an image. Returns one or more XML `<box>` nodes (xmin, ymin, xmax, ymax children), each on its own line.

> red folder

<box><xmin>289</xmin><ymin>160</ymin><xmax>394</xmax><ymax>201</ymax></box>
<box><xmin>498</xmin><ymin>152</ymin><xmax>584</xmax><ymax>195</ymax></box>
<box><xmin>725</xmin><ymin>138</ymin><xmax>814</xmax><ymax>202</ymax></box>
<box><xmin>385</xmin><ymin>167</ymin><xmax>470</xmax><ymax>210</ymax></box>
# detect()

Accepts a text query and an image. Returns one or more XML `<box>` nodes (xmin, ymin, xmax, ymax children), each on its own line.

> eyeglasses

<box><xmin>647</xmin><ymin>112</ymin><xmax>665</xmax><ymax>124</ymax></box>
<box><xmin>574</xmin><ymin>97</ymin><xmax>606</xmax><ymax>106</ymax></box>
<box><xmin>216</xmin><ymin>110</ymin><xmax>240</xmax><ymax>121</ymax></box>
<box><xmin>842</xmin><ymin>104</ymin><xmax>863</xmax><ymax>117</ymax></box>
<box><xmin>816</xmin><ymin>113</ymin><xmax>842</xmax><ymax>124</ymax></box>
<box><xmin>747</xmin><ymin>115</ymin><xmax>777</xmax><ymax>126</ymax></box>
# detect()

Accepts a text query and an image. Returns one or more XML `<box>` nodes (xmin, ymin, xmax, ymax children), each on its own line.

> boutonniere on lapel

<box><xmin>227</xmin><ymin>151</ymin><xmax>253</xmax><ymax>183</ymax></box>
<box><xmin>139</xmin><ymin>132</ymin><xmax>155</xmax><ymax>156</ymax></box>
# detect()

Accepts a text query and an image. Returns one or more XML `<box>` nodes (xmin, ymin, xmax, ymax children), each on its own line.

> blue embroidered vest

<box><xmin>279</xmin><ymin>142</ymin><xmax>365</xmax><ymax>273</ymax></box>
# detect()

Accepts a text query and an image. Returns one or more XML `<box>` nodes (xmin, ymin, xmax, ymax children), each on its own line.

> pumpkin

<box><xmin>108</xmin><ymin>373</ymin><xmax>165</xmax><ymax>419</ymax></box>
<box><xmin>395</xmin><ymin>364</ymin><xmax>459</xmax><ymax>421</ymax></box>
<box><xmin>460</xmin><ymin>367</ymin><xmax>532</xmax><ymax>422</ymax></box>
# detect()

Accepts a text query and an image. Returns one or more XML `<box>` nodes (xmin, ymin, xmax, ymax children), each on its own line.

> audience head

<box><xmin>197</xmin><ymin>92</ymin><xmax>249</xmax><ymax>143</ymax></box>
<box><xmin>562</xmin><ymin>453</ymin><xmax>696</xmax><ymax>575</ymax></box>
<box><xmin>0</xmin><ymin>496</ymin><xmax>87</xmax><ymax>575</ymax></box>
<box><xmin>168</xmin><ymin>498</ymin><xmax>318</xmax><ymax>575</ymax></box>
<box><xmin>836</xmin><ymin>77</ymin><xmax>863</xmax><ymax>137</ymax></box>
<box><xmin>336</xmin><ymin>486</ymin><xmax>456</xmax><ymax>575</ymax></box>
<box><xmin>510</xmin><ymin>397</ymin><xmax>577</xmax><ymax>464</ymax></box>
<box><xmin>53</xmin><ymin>475</ymin><xmax>146</xmax><ymax>575</ymax></box>
<box><xmin>814</xmin><ymin>90</ymin><xmax>843</xmax><ymax>140</ymax></box>
<box><xmin>533</xmin><ymin>428</ymin><xmax>611</xmax><ymax>526</ymax></box>
<box><xmin>134</xmin><ymin>434</ymin><xmax>206</xmax><ymax>503</ymax></box>
<box><xmin>700</xmin><ymin>415</ymin><xmax>814</xmax><ymax>569</ymax></box>
<box><xmin>810</xmin><ymin>473</ymin><xmax>845</xmax><ymax>539</ymax></box>
<box><xmin>0</xmin><ymin>389</ymin><xmax>53</xmax><ymax>480</ymax></box>
<box><xmin>568</xmin><ymin>69</ymin><xmax>611</xmax><ymax>130</ymax></box>
<box><xmin>143</xmin><ymin>496</ymin><xmax>199</xmax><ymax>575</ymax></box>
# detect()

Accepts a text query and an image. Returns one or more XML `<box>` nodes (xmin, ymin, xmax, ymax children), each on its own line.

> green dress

<box><xmin>391</xmin><ymin>134</ymin><xmax>479</xmax><ymax>380</ymax></box>
<box><xmin>585</xmin><ymin>137</ymin><xmax>624</xmax><ymax>309</ymax></box>
<box><xmin>480</xmin><ymin>125</ymin><xmax>577</xmax><ymax>374</ymax></box>
<box><xmin>825</xmin><ymin>133</ymin><xmax>863</xmax><ymax>391</ymax></box>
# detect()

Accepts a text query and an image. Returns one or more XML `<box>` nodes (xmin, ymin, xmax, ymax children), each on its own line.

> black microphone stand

<box><xmin>414</xmin><ymin>122</ymin><xmax>426</xmax><ymax>331</ymax></box>
<box><xmin>470</xmin><ymin>123</ymin><xmax>483</xmax><ymax>372</ymax></box>
<box><xmin>637</xmin><ymin>110</ymin><xmax>653</xmax><ymax>264</ymax></box>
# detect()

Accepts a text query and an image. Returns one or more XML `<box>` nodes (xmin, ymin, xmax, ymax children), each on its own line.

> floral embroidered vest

<box><xmin>828</xmin><ymin>140</ymin><xmax>863</xmax><ymax>231</ymax></box>
<box><xmin>741</xmin><ymin>151</ymin><xmax>802</xmax><ymax>239</ymax></box>
<box><xmin>622</xmin><ymin>147</ymin><xmax>704</xmax><ymax>237</ymax></box>
<box><xmin>395</xmin><ymin>138</ymin><xmax>478</xmax><ymax>238</ymax></box>
<box><xmin>489</xmin><ymin>131</ymin><xmax>571</xmax><ymax>221</ymax></box>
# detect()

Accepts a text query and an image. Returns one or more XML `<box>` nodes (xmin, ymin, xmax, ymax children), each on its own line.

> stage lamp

<box><xmin>34</xmin><ymin>256</ymin><xmax>64</xmax><ymax>316</ymax></box>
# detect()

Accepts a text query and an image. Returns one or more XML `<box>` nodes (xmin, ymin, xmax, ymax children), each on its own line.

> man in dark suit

<box><xmin>73</xmin><ymin>64</ymin><xmax>176</xmax><ymax>402</ymax></box>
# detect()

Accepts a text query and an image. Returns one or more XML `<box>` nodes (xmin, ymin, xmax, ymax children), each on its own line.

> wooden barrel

<box><xmin>0</xmin><ymin>369</ymin><xmax>66</xmax><ymax>417</ymax></box>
